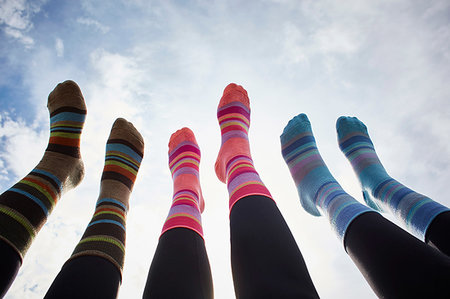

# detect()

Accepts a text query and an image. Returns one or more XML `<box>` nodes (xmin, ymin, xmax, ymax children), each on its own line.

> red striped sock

<box><xmin>215</xmin><ymin>83</ymin><xmax>273</xmax><ymax>211</ymax></box>
<box><xmin>161</xmin><ymin>128</ymin><xmax>204</xmax><ymax>237</ymax></box>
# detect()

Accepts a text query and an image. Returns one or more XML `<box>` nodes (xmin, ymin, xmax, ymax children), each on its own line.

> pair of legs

<box><xmin>143</xmin><ymin>85</ymin><xmax>319</xmax><ymax>298</ymax></box>
<box><xmin>0</xmin><ymin>81</ymin><xmax>144</xmax><ymax>298</ymax></box>
<box><xmin>281</xmin><ymin>114</ymin><xmax>450</xmax><ymax>297</ymax></box>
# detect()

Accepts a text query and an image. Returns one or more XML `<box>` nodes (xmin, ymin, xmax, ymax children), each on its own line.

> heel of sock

<box><xmin>298</xmin><ymin>188</ymin><xmax>321</xmax><ymax>216</ymax></box>
<box><xmin>362</xmin><ymin>190</ymin><xmax>383</xmax><ymax>212</ymax></box>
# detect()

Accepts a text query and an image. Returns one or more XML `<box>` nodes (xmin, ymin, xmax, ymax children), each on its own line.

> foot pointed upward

<box><xmin>169</xmin><ymin>127</ymin><xmax>204</xmax><ymax>213</ymax></box>
<box><xmin>215</xmin><ymin>83</ymin><xmax>251</xmax><ymax>183</ymax></box>
<box><xmin>44</xmin><ymin>80</ymin><xmax>87</xmax><ymax>192</ymax></box>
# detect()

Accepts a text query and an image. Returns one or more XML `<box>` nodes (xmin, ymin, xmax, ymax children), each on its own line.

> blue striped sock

<box><xmin>281</xmin><ymin>114</ymin><xmax>373</xmax><ymax>242</ymax></box>
<box><xmin>337</xmin><ymin>116</ymin><xmax>450</xmax><ymax>240</ymax></box>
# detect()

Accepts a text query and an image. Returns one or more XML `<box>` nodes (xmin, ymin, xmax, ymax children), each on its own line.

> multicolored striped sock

<box><xmin>0</xmin><ymin>80</ymin><xmax>86</xmax><ymax>260</ymax></box>
<box><xmin>67</xmin><ymin>118</ymin><xmax>144</xmax><ymax>275</ymax></box>
<box><xmin>337</xmin><ymin>116</ymin><xmax>450</xmax><ymax>240</ymax></box>
<box><xmin>281</xmin><ymin>114</ymin><xmax>373</xmax><ymax>242</ymax></box>
<box><xmin>161</xmin><ymin>128</ymin><xmax>204</xmax><ymax>237</ymax></box>
<box><xmin>215</xmin><ymin>83</ymin><xmax>272</xmax><ymax>211</ymax></box>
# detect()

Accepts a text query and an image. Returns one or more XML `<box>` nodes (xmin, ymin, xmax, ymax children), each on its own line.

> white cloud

<box><xmin>0</xmin><ymin>112</ymin><xmax>47</xmax><ymax>183</ymax></box>
<box><xmin>77</xmin><ymin>17</ymin><xmax>110</xmax><ymax>34</ymax></box>
<box><xmin>0</xmin><ymin>0</ymin><xmax>48</xmax><ymax>46</ymax></box>
<box><xmin>3</xmin><ymin>26</ymin><xmax>34</xmax><ymax>46</ymax></box>
<box><xmin>0</xmin><ymin>0</ymin><xmax>31</xmax><ymax>30</ymax></box>
<box><xmin>55</xmin><ymin>37</ymin><xmax>64</xmax><ymax>57</ymax></box>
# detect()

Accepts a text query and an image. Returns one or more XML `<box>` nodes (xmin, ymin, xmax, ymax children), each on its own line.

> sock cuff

<box><xmin>65</xmin><ymin>248</ymin><xmax>124</xmax><ymax>279</ymax></box>
<box><xmin>69</xmin><ymin>235</ymin><xmax>126</xmax><ymax>274</ymax></box>
<box><xmin>406</xmin><ymin>201</ymin><xmax>450</xmax><ymax>240</ymax></box>
<box><xmin>326</xmin><ymin>196</ymin><xmax>375</xmax><ymax>244</ymax></box>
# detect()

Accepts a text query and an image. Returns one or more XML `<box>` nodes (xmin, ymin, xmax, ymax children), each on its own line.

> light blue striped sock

<box><xmin>281</xmin><ymin>114</ymin><xmax>373</xmax><ymax>243</ymax></box>
<box><xmin>337</xmin><ymin>116</ymin><xmax>450</xmax><ymax>240</ymax></box>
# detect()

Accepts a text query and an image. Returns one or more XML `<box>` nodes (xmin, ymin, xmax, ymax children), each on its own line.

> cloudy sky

<box><xmin>1</xmin><ymin>0</ymin><xmax>450</xmax><ymax>298</ymax></box>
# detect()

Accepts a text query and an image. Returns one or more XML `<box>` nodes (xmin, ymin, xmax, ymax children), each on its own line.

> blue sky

<box><xmin>1</xmin><ymin>0</ymin><xmax>450</xmax><ymax>298</ymax></box>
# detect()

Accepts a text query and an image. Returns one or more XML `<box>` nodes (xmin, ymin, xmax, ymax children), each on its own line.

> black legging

<box><xmin>2</xmin><ymin>200</ymin><xmax>449</xmax><ymax>298</ymax></box>
<box><xmin>425</xmin><ymin>210</ymin><xmax>450</xmax><ymax>256</ymax></box>
<box><xmin>230</xmin><ymin>195</ymin><xmax>319</xmax><ymax>298</ymax></box>
<box><xmin>143</xmin><ymin>228</ymin><xmax>213</xmax><ymax>298</ymax></box>
<box><xmin>143</xmin><ymin>195</ymin><xmax>319</xmax><ymax>299</ymax></box>
<box><xmin>44</xmin><ymin>256</ymin><xmax>121</xmax><ymax>299</ymax></box>
<box><xmin>345</xmin><ymin>212</ymin><xmax>450</xmax><ymax>298</ymax></box>
<box><xmin>0</xmin><ymin>240</ymin><xmax>21</xmax><ymax>298</ymax></box>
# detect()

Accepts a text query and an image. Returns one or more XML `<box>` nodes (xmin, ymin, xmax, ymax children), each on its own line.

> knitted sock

<box><xmin>0</xmin><ymin>80</ymin><xmax>86</xmax><ymax>260</ymax></box>
<box><xmin>215</xmin><ymin>83</ymin><xmax>273</xmax><ymax>211</ymax></box>
<box><xmin>67</xmin><ymin>118</ymin><xmax>144</xmax><ymax>275</ymax></box>
<box><xmin>281</xmin><ymin>114</ymin><xmax>373</xmax><ymax>242</ymax></box>
<box><xmin>161</xmin><ymin>128</ymin><xmax>204</xmax><ymax>237</ymax></box>
<box><xmin>337</xmin><ymin>116</ymin><xmax>450</xmax><ymax>240</ymax></box>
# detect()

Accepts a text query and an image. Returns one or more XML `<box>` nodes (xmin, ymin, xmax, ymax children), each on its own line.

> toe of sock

<box><xmin>48</xmin><ymin>80</ymin><xmax>86</xmax><ymax>112</ymax></box>
<box><xmin>219</xmin><ymin>83</ymin><xmax>250</xmax><ymax>109</ymax></box>
<box><xmin>110</xmin><ymin>118</ymin><xmax>145</xmax><ymax>155</ymax></box>
<box><xmin>168</xmin><ymin>127</ymin><xmax>198</xmax><ymax>153</ymax></box>
<box><xmin>336</xmin><ymin>116</ymin><xmax>368</xmax><ymax>140</ymax></box>
<box><xmin>280</xmin><ymin>113</ymin><xmax>312</xmax><ymax>145</ymax></box>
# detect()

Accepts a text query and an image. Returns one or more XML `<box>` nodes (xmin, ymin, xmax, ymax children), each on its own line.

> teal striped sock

<box><xmin>337</xmin><ymin>116</ymin><xmax>449</xmax><ymax>240</ymax></box>
<box><xmin>281</xmin><ymin>114</ymin><xmax>373</xmax><ymax>242</ymax></box>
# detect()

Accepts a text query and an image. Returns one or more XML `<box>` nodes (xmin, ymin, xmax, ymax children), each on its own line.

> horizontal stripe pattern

<box><xmin>281</xmin><ymin>114</ymin><xmax>372</xmax><ymax>242</ymax></box>
<box><xmin>101</xmin><ymin>139</ymin><xmax>143</xmax><ymax>190</ymax></box>
<box><xmin>162</xmin><ymin>141</ymin><xmax>203</xmax><ymax>237</ymax></box>
<box><xmin>0</xmin><ymin>168</ymin><xmax>62</xmax><ymax>258</ymax></box>
<box><xmin>218</xmin><ymin>99</ymin><xmax>273</xmax><ymax>210</ymax></box>
<box><xmin>337</xmin><ymin>117</ymin><xmax>449</xmax><ymax>240</ymax></box>
<box><xmin>69</xmin><ymin>197</ymin><xmax>128</xmax><ymax>271</ymax></box>
<box><xmin>217</xmin><ymin>101</ymin><xmax>250</xmax><ymax>145</ymax></box>
<box><xmin>67</xmin><ymin>137</ymin><xmax>142</xmax><ymax>274</ymax></box>
<box><xmin>47</xmin><ymin>106</ymin><xmax>86</xmax><ymax>158</ymax></box>
<box><xmin>226</xmin><ymin>155</ymin><xmax>273</xmax><ymax>210</ymax></box>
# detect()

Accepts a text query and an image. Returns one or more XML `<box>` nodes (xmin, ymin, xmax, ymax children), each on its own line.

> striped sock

<box><xmin>161</xmin><ymin>128</ymin><xmax>204</xmax><ymax>237</ymax></box>
<box><xmin>337</xmin><ymin>116</ymin><xmax>449</xmax><ymax>240</ymax></box>
<box><xmin>0</xmin><ymin>80</ymin><xmax>86</xmax><ymax>259</ymax></box>
<box><xmin>281</xmin><ymin>114</ymin><xmax>373</xmax><ymax>242</ymax></box>
<box><xmin>215</xmin><ymin>83</ymin><xmax>272</xmax><ymax>211</ymax></box>
<box><xmin>67</xmin><ymin>118</ymin><xmax>144</xmax><ymax>275</ymax></box>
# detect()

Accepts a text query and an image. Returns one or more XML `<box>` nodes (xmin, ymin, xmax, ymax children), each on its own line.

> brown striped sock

<box><xmin>66</xmin><ymin>118</ymin><xmax>144</xmax><ymax>276</ymax></box>
<box><xmin>0</xmin><ymin>80</ymin><xmax>86</xmax><ymax>260</ymax></box>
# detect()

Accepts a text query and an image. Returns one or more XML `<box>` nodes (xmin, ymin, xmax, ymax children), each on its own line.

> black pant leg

<box><xmin>230</xmin><ymin>195</ymin><xmax>319</xmax><ymax>299</ymax></box>
<box><xmin>0</xmin><ymin>240</ymin><xmax>21</xmax><ymax>298</ymax></box>
<box><xmin>143</xmin><ymin>228</ymin><xmax>213</xmax><ymax>299</ymax></box>
<box><xmin>345</xmin><ymin>212</ymin><xmax>450</xmax><ymax>298</ymax></box>
<box><xmin>425</xmin><ymin>211</ymin><xmax>450</xmax><ymax>257</ymax></box>
<box><xmin>44</xmin><ymin>256</ymin><xmax>121</xmax><ymax>299</ymax></box>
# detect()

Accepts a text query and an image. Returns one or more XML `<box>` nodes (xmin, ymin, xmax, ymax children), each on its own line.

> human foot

<box><xmin>215</xmin><ymin>83</ymin><xmax>251</xmax><ymax>183</ymax></box>
<box><xmin>69</xmin><ymin>117</ymin><xmax>144</xmax><ymax>272</ymax></box>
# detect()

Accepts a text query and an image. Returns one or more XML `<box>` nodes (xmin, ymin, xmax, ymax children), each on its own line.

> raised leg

<box><xmin>0</xmin><ymin>80</ymin><xmax>86</xmax><ymax>297</ymax></box>
<box><xmin>217</xmin><ymin>85</ymin><xmax>319</xmax><ymax>298</ymax></box>
<box><xmin>143</xmin><ymin>128</ymin><xmax>213</xmax><ymax>299</ymax></box>
<box><xmin>337</xmin><ymin>116</ymin><xmax>450</xmax><ymax>254</ymax></box>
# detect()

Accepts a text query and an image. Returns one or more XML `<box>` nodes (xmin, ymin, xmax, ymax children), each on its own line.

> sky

<box><xmin>0</xmin><ymin>0</ymin><xmax>450</xmax><ymax>298</ymax></box>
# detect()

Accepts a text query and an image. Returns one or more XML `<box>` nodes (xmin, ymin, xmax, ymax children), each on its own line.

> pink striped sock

<box><xmin>215</xmin><ymin>83</ymin><xmax>273</xmax><ymax>211</ymax></box>
<box><xmin>161</xmin><ymin>128</ymin><xmax>204</xmax><ymax>237</ymax></box>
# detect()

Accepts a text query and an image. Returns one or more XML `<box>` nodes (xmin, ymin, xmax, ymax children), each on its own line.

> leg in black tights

<box><xmin>345</xmin><ymin>212</ymin><xmax>450</xmax><ymax>298</ymax></box>
<box><xmin>426</xmin><ymin>211</ymin><xmax>450</xmax><ymax>257</ymax></box>
<box><xmin>44</xmin><ymin>256</ymin><xmax>121</xmax><ymax>299</ymax></box>
<box><xmin>0</xmin><ymin>240</ymin><xmax>21</xmax><ymax>298</ymax></box>
<box><xmin>143</xmin><ymin>228</ymin><xmax>213</xmax><ymax>299</ymax></box>
<box><xmin>230</xmin><ymin>195</ymin><xmax>319</xmax><ymax>299</ymax></box>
